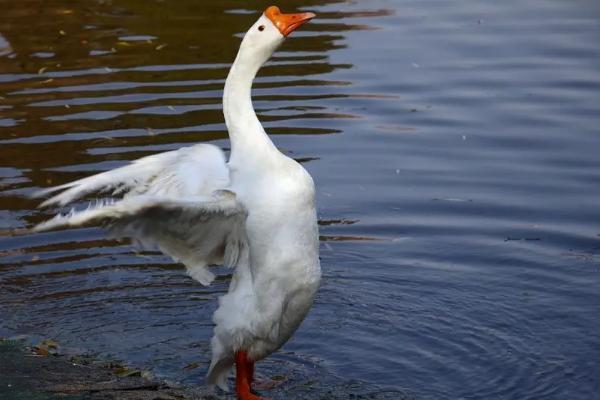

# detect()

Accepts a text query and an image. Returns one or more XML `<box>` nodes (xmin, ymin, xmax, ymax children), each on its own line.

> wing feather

<box><xmin>32</xmin><ymin>144</ymin><xmax>246</xmax><ymax>286</ymax></box>
<box><xmin>33</xmin><ymin>143</ymin><xmax>229</xmax><ymax>207</ymax></box>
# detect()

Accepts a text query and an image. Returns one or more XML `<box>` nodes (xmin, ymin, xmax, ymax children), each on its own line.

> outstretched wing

<box><xmin>34</xmin><ymin>143</ymin><xmax>230</xmax><ymax>207</ymax></box>
<box><xmin>32</xmin><ymin>144</ymin><xmax>247</xmax><ymax>286</ymax></box>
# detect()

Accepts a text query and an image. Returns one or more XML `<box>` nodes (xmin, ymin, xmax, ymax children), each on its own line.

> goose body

<box><xmin>32</xmin><ymin>6</ymin><xmax>320</xmax><ymax>399</ymax></box>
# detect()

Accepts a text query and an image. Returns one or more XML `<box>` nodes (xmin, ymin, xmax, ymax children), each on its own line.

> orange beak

<box><xmin>264</xmin><ymin>6</ymin><xmax>316</xmax><ymax>37</ymax></box>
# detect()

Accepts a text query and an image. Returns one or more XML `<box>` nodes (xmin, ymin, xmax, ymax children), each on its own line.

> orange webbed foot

<box><xmin>235</xmin><ymin>350</ymin><xmax>272</xmax><ymax>400</ymax></box>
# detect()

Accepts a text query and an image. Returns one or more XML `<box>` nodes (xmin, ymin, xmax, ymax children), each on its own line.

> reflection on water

<box><xmin>2</xmin><ymin>0</ymin><xmax>600</xmax><ymax>399</ymax></box>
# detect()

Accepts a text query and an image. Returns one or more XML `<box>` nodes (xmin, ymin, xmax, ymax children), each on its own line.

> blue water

<box><xmin>1</xmin><ymin>0</ymin><xmax>600</xmax><ymax>399</ymax></box>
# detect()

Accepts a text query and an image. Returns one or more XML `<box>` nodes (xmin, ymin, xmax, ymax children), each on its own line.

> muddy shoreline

<box><xmin>0</xmin><ymin>339</ymin><xmax>215</xmax><ymax>400</ymax></box>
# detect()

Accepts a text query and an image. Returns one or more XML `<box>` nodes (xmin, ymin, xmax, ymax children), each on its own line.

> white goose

<box><xmin>32</xmin><ymin>6</ymin><xmax>320</xmax><ymax>400</ymax></box>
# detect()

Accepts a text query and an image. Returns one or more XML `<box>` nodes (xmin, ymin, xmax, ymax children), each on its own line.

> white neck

<box><xmin>223</xmin><ymin>48</ymin><xmax>277</xmax><ymax>165</ymax></box>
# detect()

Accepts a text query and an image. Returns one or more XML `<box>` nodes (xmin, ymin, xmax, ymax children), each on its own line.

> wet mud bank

<box><xmin>0</xmin><ymin>339</ymin><xmax>212</xmax><ymax>400</ymax></box>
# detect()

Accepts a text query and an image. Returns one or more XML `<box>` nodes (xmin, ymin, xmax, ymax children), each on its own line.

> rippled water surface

<box><xmin>1</xmin><ymin>0</ymin><xmax>600</xmax><ymax>399</ymax></box>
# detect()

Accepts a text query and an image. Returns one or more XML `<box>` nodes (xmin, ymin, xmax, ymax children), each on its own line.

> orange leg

<box><xmin>235</xmin><ymin>350</ymin><xmax>268</xmax><ymax>400</ymax></box>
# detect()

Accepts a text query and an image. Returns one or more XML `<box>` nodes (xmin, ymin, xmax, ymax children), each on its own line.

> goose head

<box><xmin>236</xmin><ymin>6</ymin><xmax>315</xmax><ymax>69</ymax></box>
<box><xmin>224</xmin><ymin>6</ymin><xmax>315</xmax><ymax>159</ymax></box>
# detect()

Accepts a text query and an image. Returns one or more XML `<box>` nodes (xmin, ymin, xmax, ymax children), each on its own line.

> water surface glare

<box><xmin>1</xmin><ymin>0</ymin><xmax>600</xmax><ymax>399</ymax></box>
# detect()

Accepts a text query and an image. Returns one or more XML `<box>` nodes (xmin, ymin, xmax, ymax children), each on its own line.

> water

<box><xmin>1</xmin><ymin>0</ymin><xmax>600</xmax><ymax>399</ymax></box>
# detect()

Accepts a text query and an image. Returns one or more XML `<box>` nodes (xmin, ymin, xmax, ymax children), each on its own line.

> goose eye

<box><xmin>258</xmin><ymin>25</ymin><xmax>265</xmax><ymax>32</ymax></box>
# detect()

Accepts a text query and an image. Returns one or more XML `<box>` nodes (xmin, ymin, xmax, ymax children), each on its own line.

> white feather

<box><xmin>33</xmin><ymin>144</ymin><xmax>242</xmax><ymax>286</ymax></box>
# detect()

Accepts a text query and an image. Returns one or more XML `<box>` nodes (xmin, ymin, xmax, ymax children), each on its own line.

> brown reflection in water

<box><xmin>0</xmin><ymin>0</ymin><xmax>372</xmax><ymax>168</ymax></box>
<box><xmin>0</xmin><ymin>0</ymin><xmax>393</xmax><ymax>294</ymax></box>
